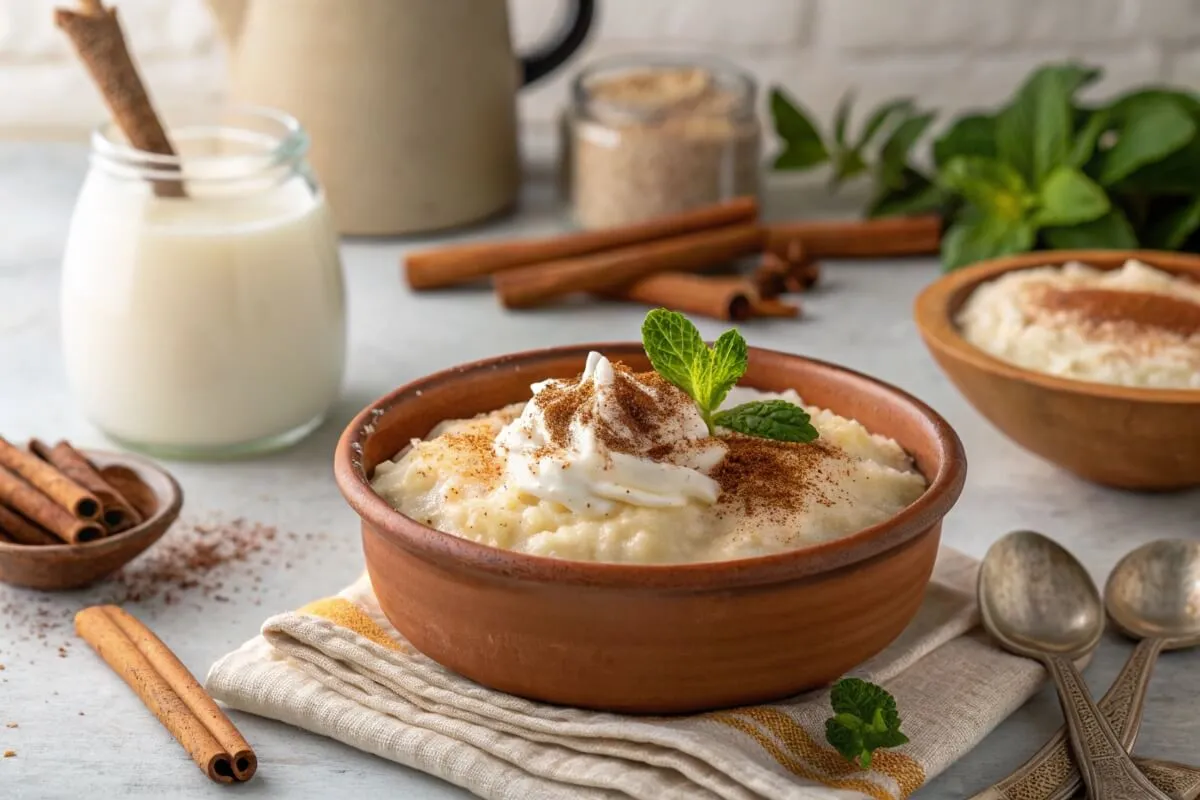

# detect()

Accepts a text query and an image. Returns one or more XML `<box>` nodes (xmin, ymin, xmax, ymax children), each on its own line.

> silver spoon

<box><xmin>978</xmin><ymin>530</ymin><xmax>1172</xmax><ymax>800</ymax></box>
<box><xmin>973</xmin><ymin>538</ymin><xmax>1200</xmax><ymax>800</ymax></box>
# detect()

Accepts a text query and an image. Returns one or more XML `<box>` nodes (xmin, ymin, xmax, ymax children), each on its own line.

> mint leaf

<box><xmin>933</xmin><ymin>114</ymin><xmax>997</xmax><ymax>168</ymax></box>
<box><xmin>857</xmin><ymin>98</ymin><xmax>915</xmax><ymax>151</ymax></box>
<box><xmin>641</xmin><ymin>309</ymin><xmax>749</xmax><ymax>434</ymax></box>
<box><xmin>832</xmin><ymin>92</ymin><xmax>854</xmax><ymax>148</ymax></box>
<box><xmin>1067</xmin><ymin>107</ymin><xmax>1110</xmax><ymax>168</ymax></box>
<box><xmin>701</xmin><ymin>329</ymin><xmax>748</xmax><ymax>413</ymax></box>
<box><xmin>867</xmin><ymin>168</ymin><xmax>944</xmax><ymax>218</ymax></box>
<box><xmin>1090</xmin><ymin>95</ymin><xmax>1196</xmax><ymax>186</ymax></box>
<box><xmin>712</xmin><ymin>400</ymin><xmax>819</xmax><ymax>443</ymax></box>
<box><xmin>1042</xmin><ymin>209</ymin><xmax>1138</xmax><ymax>249</ymax></box>
<box><xmin>641</xmin><ymin>308</ymin><xmax>708</xmax><ymax>402</ymax></box>
<box><xmin>879</xmin><ymin>110</ymin><xmax>936</xmax><ymax>189</ymax></box>
<box><xmin>1033</xmin><ymin>166</ymin><xmax>1110</xmax><ymax>227</ymax></box>
<box><xmin>825</xmin><ymin>678</ymin><xmax>908</xmax><ymax>769</ymax></box>
<box><xmin>942</xmin><ymin>211</ymin><xmax>1036</xmax><ymax>271</ymax></box>
<box><xmin>1144</xmin><ymin>196</ymin><xmax>1200</xmax><ymax>249</ymax></box>
<box><xmin>939</xmin><ymin>156</ymin><xmax>1034</xmax><ymax>219</ymax></box>
<box><xmin>771</xmin><ymin>88</ymin><xmax>829</xmax><ymax>171</ymax></box>
<box><xmin>996</xmin><ymin>63</ymin><xmax>1100</xmax><ymax>186</ymax></box>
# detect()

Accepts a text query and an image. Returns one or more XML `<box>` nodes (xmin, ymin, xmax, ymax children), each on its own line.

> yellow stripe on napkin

<box><xmin>297</xmin><ymin>598</ymin><xmax>403</xmax><ymax>652</ymax></box>
<box><xmin>708</xmin><ymin>708</ymin><xmax>925</xmax><ymax>800</ymax></box>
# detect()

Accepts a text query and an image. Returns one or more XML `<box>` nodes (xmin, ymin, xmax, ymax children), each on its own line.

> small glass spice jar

<box><xmin>564</xmin><ymin>54</ymin><xmax>762</xmax><ymax>229</ymax></box>
<box><xmin>60</xmin><ymin>107</ymin><xmax>346</xmax><ymax>459</ymax></box>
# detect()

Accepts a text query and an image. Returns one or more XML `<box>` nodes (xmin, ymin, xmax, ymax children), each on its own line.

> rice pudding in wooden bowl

<box><xmin>915</xmin><ymin>250</ymin><xmax>1200</xmax><ymax>490</ymax></box>
<box><xmin>334</xmin><ymin>342</ymin><xmax>965</xmax><ymax>713</ymax></box>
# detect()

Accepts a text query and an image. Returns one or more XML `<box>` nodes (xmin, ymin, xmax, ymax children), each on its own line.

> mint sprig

<box><xmin>713</xmin><ymin>399</ymin><xmax>819</xmax><ymax>443</ymax></box>
<box><xmin>824</xmin><ymin>678</ymin><xmax>909</xmax><ymax>769</ymax></box>
<box><xmin>640</xmin><ymin>309</ymin><xmax>818</xmax><ymax>444</ymax></box>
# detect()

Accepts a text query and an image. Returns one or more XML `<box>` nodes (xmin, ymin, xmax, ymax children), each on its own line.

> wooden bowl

<box><xmin>914</xmin><ymin>249</ymin><xmax>1200</xmax><ymax>490</ymax></box>
<box><xmin>0</xmin><ymin>451</ymin><xmax>183</xmax><ymax>590</ymax></box>
<box><xmin>335</xmin><ymin>344</ymin><xmax>966</xmax><ymax>713</ymax></box>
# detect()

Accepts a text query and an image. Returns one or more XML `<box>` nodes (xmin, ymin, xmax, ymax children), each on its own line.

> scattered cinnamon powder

<box><xmin>438</xmin><ymin>431</ymin><xmax>503</xmax><ymax>487</ymax></box>
<box><xmin>4</xmin><ymin>723</ymin><xmax>16</xmax><ymax>729</ymax></box>
<box><xmin>1039</xmin><ymin>287</ymin><xmax>1200</xmax><ymax>337</ymax></box>
<box><xmin>0</xmin><ymin>515</ymin><xmax>324</xmax><ymax>644</ymax></box>
<box><xmin>3</xmin><ymin>751</ymin><xmax>15</xmax><ymax>758</ymax></box>
<box><xmin>711</xmin><ymin>434</ymin><xmax>845</xmax><ymax>522</ymax></box>
<box><xmin>531</xmin><ymin>363</ymin><xmax>694</xmax><ymax>462</ymax></box>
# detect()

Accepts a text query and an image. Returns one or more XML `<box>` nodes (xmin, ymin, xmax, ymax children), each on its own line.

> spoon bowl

<box><xmin>1106</xmin><ymin>539</ymin><xmax>1200</xmax><ymax>649</ymax></box>
<box><xmin>979</xmin><ymin>530</ymin><xmax>1105</xmax><ymax>660</ymax></box>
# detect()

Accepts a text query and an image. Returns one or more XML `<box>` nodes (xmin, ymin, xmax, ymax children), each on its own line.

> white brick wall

<box><xmin>2</xmin><ymin>0</ymin><xmax>1198</xmax><ymax>140</ymax></box>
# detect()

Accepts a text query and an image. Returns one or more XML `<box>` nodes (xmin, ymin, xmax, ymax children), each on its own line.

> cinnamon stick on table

<box><xmin>765</xmin><ymin>214</ymin><xmax>941</xmax><ymax>258</ymax></box>
<box><xmin>0</xmin><ymin>436</ymin><xmax>100</xmax><ymax>520</ymax></box>
<box><xmin>29</xmin><ymin>439</ymin><xmax>141</xmax><ymax>533</ymax></box>
<box><xmin>55</xmin><ymin>1</ymin><xmax>186</xmax><ymax>197</ymax></box>
<box><xmin>604</xmin><ymin>273</ymin><xmax>758</xmax><ymax>322</ymax></box>
<box><xmin>76</xmin><ymin>605</ymin><xmax>257</xmax><ymax>784</ymax></box>
<box><xmin>405</xmin><ymin>197</ymin><xmax>759</xmax><ymax>290</ymax></box>
<box><xmin>0</xmin><ymin>467</ymin><xmax>103</xmax><ymax>544</ymax></box>
<box><xmin>0</xmin><ymin>503</ymin><xmax>60</xmax><ymax>546</ymax></box>
<box><xmin>495</xmin><ymin>222</ymin><xmax>764</xmax><ymax>309</ymax></box>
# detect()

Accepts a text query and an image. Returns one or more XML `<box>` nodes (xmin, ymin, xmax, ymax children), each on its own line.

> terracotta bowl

<box><xmin>0</xmin><ymin>450</ymin><xmax>183</xmax><ymax>590</ymax></box>
<box><xmin>335</xmin><ymin>344</ymin><xmax>966</xmax><ymax>713</ymax></box>
<box><xmin>914</xmin><ymin>249</ymin><xmax>1200</xmax><ymax>490</ymax></box>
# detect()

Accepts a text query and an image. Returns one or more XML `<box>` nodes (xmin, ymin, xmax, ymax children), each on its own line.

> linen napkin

<box><xmin>206</xmin><ymin>548</ymin><xmax>1046</xmax><ymax>800</ymax></box>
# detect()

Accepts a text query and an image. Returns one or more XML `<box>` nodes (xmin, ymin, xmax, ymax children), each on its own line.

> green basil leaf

<box><xmin>941</xmin><ymin>211</ymin><xmax>1036</xmax><ymax>271</ymax></box>
<box><xmin>1041</xmin><ymin>208</ymin><xmax>1138</xmax><ymax>249</ymax></box>
<box><xmin>996</xmin><ymin>63</ymin><xmax>1101</xmax><ymax>186</ymax></box>
<box><xmin>1032</xmin><ymin>166</ymin><xmax>1110</xmax><ymax>227</ymax></box>
<box><xmin>1067</xmin><ymin>107</ymin><xmax>1110</xmax><ymax>168</ymax></box>
<box><xmin>933</xmin><ymin>114</ymin><xmax>997</xmax><ymax>167</ymax></box>
<box><xmin>939</xmin><ymin>156</ymin><xmax>1034</xmax><ymax>219</ymax></box>
<box><xmin>866</xmin><ymin>168</ymin><xmax>945</xmax><ymax>218</ymax></box>
<box><xmin>879</xmin><ymin>110</ymin><xmax>936</xmax><ymax>188</ymax></box>
<box><xmin>771</xmin><ymin>88</ymin><xmax>829</xmax><ymax>170</ymax></box>
<box><xmin>1090</xmin><ymin>96</ymin><xmax>1196</xmax><ymax>186</ymax></box>
<box><xmin>857</xmin><ymin>98</ymin><xmax>915</xmax><ymax>150</ymax></box>
<box><xmin>712</xmin><ymin>400</ymin><xmax>819</xmax><ymax>443</ymax></box>
<box><xmin>832</xmin><ymin>92</ymin><xmax>854</xmax><ymax>148</ymax></box>
<box><xmin>1144</xmin><ymin>196</ymin><xmax>1200</xmax><ymax>249</ymax></box>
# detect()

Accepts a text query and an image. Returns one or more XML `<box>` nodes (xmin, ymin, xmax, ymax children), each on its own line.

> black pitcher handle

<box><xmin>520</xmin><ymin>0</ymin><xmax>595</xmax><ymax>86</ymax></box>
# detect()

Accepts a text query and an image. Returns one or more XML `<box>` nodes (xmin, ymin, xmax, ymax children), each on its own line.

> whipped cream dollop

<box><xmin>493</xmin><ymin>352</ymin><xmax>725</xmax><ymax>514</ymax></box>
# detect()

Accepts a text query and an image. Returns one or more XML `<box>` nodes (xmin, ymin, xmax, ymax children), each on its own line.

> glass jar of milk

<box><xmin>61</xmin><ymin>108</ymin><xmax>346</xmax><ymax>459</ymax></box>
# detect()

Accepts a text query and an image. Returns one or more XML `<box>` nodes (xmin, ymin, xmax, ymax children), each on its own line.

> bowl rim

<box><xmin>914</xmin><ymin>248</ymin><xmax>1200</xmax><ymax>404</ymax></box>
<box><xmin>0</xmin><ymin>448</ymin><xmax>182</xmax><ymax>556</ymax></box>
<box><xmin>334</xmin><ymin>342</ymin><xmax>967</xmax><ymax>590</ymax></box>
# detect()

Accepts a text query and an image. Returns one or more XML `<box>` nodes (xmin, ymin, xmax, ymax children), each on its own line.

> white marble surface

<box><xmin>0</xmin><ymin>142</ymin><xmax>1197</xmax><ymax>799</ymax></box>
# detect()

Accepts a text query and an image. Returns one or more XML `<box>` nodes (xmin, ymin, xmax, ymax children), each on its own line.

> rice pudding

<box><xmin>370</xmin><ymin>352</ymin><xmax>926</xmax><ymax>564</ymax></box>
<box><xmin>957</xmin><ymin>259</ymin><xmax>1200</xmax><ymax>389</ymax></box>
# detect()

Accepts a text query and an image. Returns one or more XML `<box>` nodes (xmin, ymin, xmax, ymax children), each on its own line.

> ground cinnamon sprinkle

<box><xmin>439</xmin><ymin>431</ymin><xmax>502</xmax><ymax>486</ymax></box>
<box><xmin>0</xmin><ymin>515</ymin><xmax>324</xmax><ymax>646</ymax></box>
<box><xmin>711</xmin><ymin>434</ymin><xmax>844</xmax><ymax>522</ymax></box>
<box><xmin>1037</xmin><ymin>287</ymin><xmax>1200</xmax><ymax>338</ymax></box>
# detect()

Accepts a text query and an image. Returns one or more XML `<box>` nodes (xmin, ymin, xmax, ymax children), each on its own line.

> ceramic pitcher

<box><xmin>207</xmin><ymin>0</ymin><xmax>594</xmax><ymax>235</ymax></box>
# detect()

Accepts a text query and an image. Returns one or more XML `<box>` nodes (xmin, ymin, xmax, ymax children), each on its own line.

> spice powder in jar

<box><xmin>566</xmin><ymin>55</ymin><xmax>761</xmax><ymax>229</ymax></box>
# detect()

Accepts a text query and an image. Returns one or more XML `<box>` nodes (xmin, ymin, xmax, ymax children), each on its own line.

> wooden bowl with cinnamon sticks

<box><xmin>0</xmin><ymin>439</ymin><xmax>182</xmax><ymax>590</ymax></box>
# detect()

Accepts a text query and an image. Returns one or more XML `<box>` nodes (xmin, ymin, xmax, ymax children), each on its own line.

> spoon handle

<box><xmin>1135</xmin><ymin>760</ymin><xmax>1200</xmax><ymax>800</ymax></box>
<box><xmin>1044</xmin><ymin>653</ymin><xmax>1172</xmax><ymax>800</ymax></box>
<box><xmin>969</xmin><ymin>638</ymin><xmax>1165</xmax><ymax>800</ymax></box>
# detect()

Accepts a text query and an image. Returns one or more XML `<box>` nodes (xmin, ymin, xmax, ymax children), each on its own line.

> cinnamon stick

<box><xmin>76</xmin><ymin>606</ymin><xmax>257</xmax><ymax>783</ymax></box>
<box><xmin>0</xmin><ymin>437</ymin><xmax>100</xmax><ymax>520</ymax></box>
<box><xmin>765</xmin><ymin>215</ymin><xmax>941</xmax><ymax>258</ymax></box>
<box><xmin>751</xmin><ymin>297</ymin><xmax>802</xmax><ymax>318</ymax></box>
<box><xmin>604</xmin><ymin>273</ymin><xmax>756</xmax><ymax>322</ymax></box>
<box><xmin>0</xmin><ymin>467</ymin><xmax>103</xmax><ymax>544</ymax></box>
<box><xmin>406</xmin><ymin>197</ymin><xmax>758</xmax><ymax>290</ymax></box>
<box><xmin>0</xmin><ymin>503</ymin><xmax>60</xmax><ymax>547</ymax></box>
<box><xmin>55</xmin><ymin>1</ymin><xmax>186</xmax><ymax>197</ymax></box>
<box><xmin>495</xmin><ymin>223</ymin><xmax>764</xmax><ymax>309</ymax></box>
<box><xmin>30</xmin><ymin>440</ymin><xmax>141</xmax><ymax>533</ymax></box>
